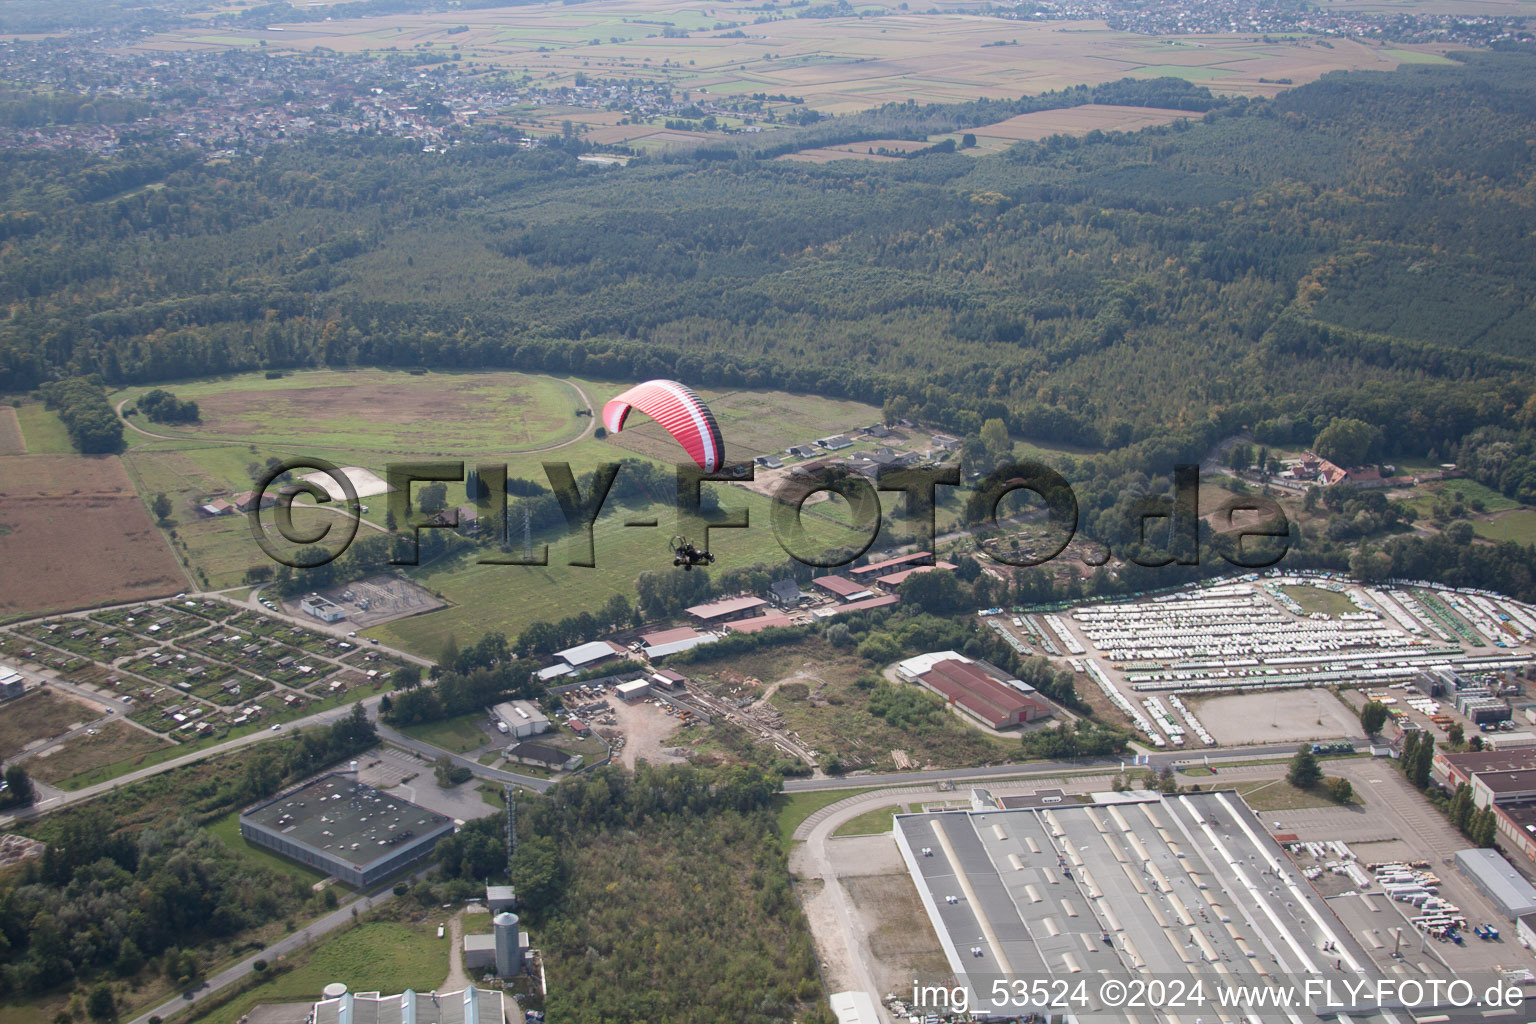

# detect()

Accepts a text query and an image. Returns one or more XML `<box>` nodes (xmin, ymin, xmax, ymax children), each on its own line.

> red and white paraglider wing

<box><xmin>601</xmin><ymin>379</ymin><xmax>724</xmax><ymax>472</ymax></box>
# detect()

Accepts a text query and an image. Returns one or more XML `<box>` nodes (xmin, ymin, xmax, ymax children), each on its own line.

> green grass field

<box><xmin>831</xmin><ymin>802</ymin><xmax>909</xmax><ymax>837</ymax></box>
<box><xmin>15</xmin><ymin>402</ymin><xmax>73</xmax><ymax>454</ymax></box>
<box><xmin>1280</xmin><ymin>585</ymin><xmax>1358</xmax><ymax>617</ymax></box>
<box><xmin>371</xmin><ymin>490</ymin><xmax>793</xmax><ymax>655</ymax></box>
<box><xmin>113</xmin><ymin>368</ymin><xmax>588</xmax><ymax>453</ymax></box>
<box><xmin>773</xmin><ymin>787</ymin><xmax>878</xmax><ymax>852</ymax></box>
<box><xmin>1228</xmin><ymin>777</ymin><xmax>1360</xmax><ymax>811</ymax></box>
<box><xmin>206</xmin><ymin>810</ymin><xmax>332</xmax><ymax>886</ymax></box>
<box><xmin>1475</xmin><ymin>509</ymin><xmax>1536</xmax><ymax>545</ymax></box>
<box><xmin>400</xmin><ymin>711</ymin><xmax>494</xmax><ymax>753</ymax></box>
<box><xmin>101</xmin><ymin>368</ymin><xmax>893</xmax><ymax>654</ymax></box>
<box><xmin>193</xmin><ymin>918</ymin><xmax>447</xmax><ymax>1024</ymax></box>
<box><xmin>1405</xmin><ymin>478</ymin><xmax>1522</xmax><ymax>517</ymax></box>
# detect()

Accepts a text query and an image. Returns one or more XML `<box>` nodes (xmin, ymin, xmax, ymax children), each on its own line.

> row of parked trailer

<box><xmin>1167</xmin><ymin>694</ymin><xmax>1215</xmax><ymax>745</ymax></box>
<box><xmin>1081</xmin><ymin>658</ymin><xmax>1165</xmax><ymax>747</ymax></box>
<box><xmin>1042</xmin><ymin>614</ymin><xmax>1084</xmax><ymax>656</ymax></box>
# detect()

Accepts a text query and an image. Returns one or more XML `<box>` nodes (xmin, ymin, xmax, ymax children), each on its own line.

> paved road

<box><xmin>780</xmin><ymin>742</ymin><xmax>1306</xmax><ymax>792</ymax></box>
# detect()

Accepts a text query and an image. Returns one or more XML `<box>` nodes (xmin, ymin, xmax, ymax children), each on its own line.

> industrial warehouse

<box><xmin>239</xmin><ymin>772</ymin><xmax>456</xmax><ymax>887</ymax></box>
<box><xmin>895</xmin><ymin>651</ymin><xmax>1052</xmax><ymax>730</ymax></box>
<box><xmin>895</xmin><ymin>791</ymin><xmax>1427</xmax><ymax>1023</ymax></box>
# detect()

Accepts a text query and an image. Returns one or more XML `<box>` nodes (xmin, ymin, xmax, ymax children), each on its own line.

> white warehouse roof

<box><xmin>555</xmin><ymin>640</ymin><xmax>622</xmax><ymax>667</ymax></box>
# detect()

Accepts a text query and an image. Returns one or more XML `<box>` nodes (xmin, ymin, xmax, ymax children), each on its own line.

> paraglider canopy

<box><xmin>601</xmin><ymin>379</ymin><xmax>724</xmax><ymax>472</ymax></box>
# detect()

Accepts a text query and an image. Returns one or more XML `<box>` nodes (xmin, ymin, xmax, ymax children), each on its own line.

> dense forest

<box><xmin>2</xmin><ymin>55</ymin><xmax>1532</xmax><ymax>453</ymax></box>
<box><xmin>501</xmin><ymin>764</ymin><xmax>825</xmax><ymax>1024</ymax></box>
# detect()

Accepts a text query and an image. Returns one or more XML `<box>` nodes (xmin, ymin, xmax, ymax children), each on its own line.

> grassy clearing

<box><xmin>22</xmin><ymin>720</ymin><xmax>172</xmax><ymax>785</ymax></box>
<box><xmin>1280</xmin><ymin>585</ymin><xmax>1358</xmax><ymax>617</ymax></box>
<box><xmin>0</xmin><ymin>689</ymin><xmax>98</xmax><ymax>759</ymax></box>
<box><xmin>373</xmin><ymin>490</ymin><xmax>791</xmax><ymax>656</ymax></box>
<box><xmin>115</xmin><ymin>369</ymin><xmax>585</xmax><ymax>453</ymax></box>
<box><xmin>1404</xmin><ymin>478</ymin><xmax>1522</xmax><ymax>517</ymax></box>
<box><xmin>1475</xmin><ymin>509</ymin><xmax>1536</xmax><ymax>545</ymax></box>
<box><xmin>400</xmin><ymin>711</ymin><xmax>494</xmax><ymax>753</ymax></box>
<box><xmin>1227</xmin><ymin>777</ymin><xmax>1360</xmax><ymax>812</ymax></box>
<box><xmin>205</xmin><ymin>810</ymin><xmax>332</xmax><ymax>886</ymax></box>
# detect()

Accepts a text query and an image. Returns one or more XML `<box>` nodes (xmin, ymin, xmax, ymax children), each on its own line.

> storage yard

<box><xmin>1046</xmin><ymin>574</ymin><xmax>1536</xmax><ymax>750</ymax></box>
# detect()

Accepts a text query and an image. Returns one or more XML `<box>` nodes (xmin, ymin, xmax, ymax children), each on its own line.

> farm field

<box><xmin>0</xmin><ymin>406</ymin><xmax>23</xmax><ymax>455</ymax></box>
<box><xmin>20</xmin><ymin>720</ymin><xmax>173</xmax><ymax>786</ymax></box>
<box><xmin>785</xmin><ymin>103</ymin><xmax>1199</xmax><ymax>162</ymax></box>
<box><xmin>127</xmin><ymin>0</ymin><xmax>1458</xmax><ymax>144</ymax></box>
<box><xmin>0</xmin><ymin>454</ymin><xmax>186</xmax><ymax>619</ymax></box>
<box><xmin>13</xmin><ymin>403</ymin><xmax>73</xmax><ymax>454</ymax></box>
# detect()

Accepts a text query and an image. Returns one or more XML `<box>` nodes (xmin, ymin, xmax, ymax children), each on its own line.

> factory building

<box><xmin>239</xmin><ymin>773</ymin><xmax>454</xmax><ymax>887</ymax></box>
<box><xmin>639</xmin><ymin>626</ymin><xmax>717</xmax><ymax>660</ymax></box>
<box><xmin>812</xmin><ymin>575</ymin><xmax>875</xmax><ymax>603</ymax></box>
<box><xmin>684</xmin><ymin>594</ymin><xmax>767</xmax><ymax>625</ymax></box>
<box><xmin>1455</xmin><ymin>848</ymin><xmax>1536</xmax><ymax>919</ymax></box>
<box><xmin>897</xmin><ymin>792</ymin><xmax>1390</xmax><ymax>1017</ymax></box>
<box><xmin>300</xmin><ymin>594</ymin><xmax>346</xmax><ymax>624</ymax></box>
<box><xmin>539</xmin><ymin>640</ymin><xmax>628</xmax><ymax>682</ymax></box>
<box><xmin>850</xmin><ymin>551</ymin><xmax>934</xmax><ymax>578</ymax></box>
<box><xmin>492</xmin><ymin>700</ymin><xmax>549</xmax><ymax>739</ymax></box>
<box><xmin>894</xmin><ymin>651</ymin><xmax>1051</xmax><ymax>729</ymax></box>
<box><xmin>311</xmin><ymin>985</ymin><xmax>504</xmax><ymax>1024</ymax></box>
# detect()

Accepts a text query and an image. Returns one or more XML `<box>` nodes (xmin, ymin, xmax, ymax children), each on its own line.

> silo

<box><xmin>493</xmin><ymin>912</ymin><xmax>520</xmax><ymax>976</ymax></box>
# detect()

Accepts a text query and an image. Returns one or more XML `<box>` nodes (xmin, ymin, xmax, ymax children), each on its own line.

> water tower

<box><xmin>493</xmin><ymin>912</ymin><xmax>520</xmax><ymax>977</ymax></box>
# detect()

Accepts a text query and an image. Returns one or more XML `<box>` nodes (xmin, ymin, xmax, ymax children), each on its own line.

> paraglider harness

<box><xmin>670</xmin><ymin>535</ymin><xmax>715</xmax><ymax>571</ymax></box>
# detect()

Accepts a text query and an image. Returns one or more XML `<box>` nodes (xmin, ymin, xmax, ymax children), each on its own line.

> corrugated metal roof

<box><xmin>1455</xmin><ymin>848</ymin><xmax>1536</xmax><ymax>917</ymax></box>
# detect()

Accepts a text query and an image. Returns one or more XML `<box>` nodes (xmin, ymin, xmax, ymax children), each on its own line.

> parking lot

<box><xmin>1193</xmin><ymin>688</ymin><xmax>1366</xmax><ymax>745</ymax></box>
<box><xmin>1268</xmin><ymin>758</ymin><xmax>1524</xmax><ymax>976</ymax></box>
<box><xmin>357</xmin><ymin>746</ymin><xmax>498</xmax><ymax>822</ymax></box>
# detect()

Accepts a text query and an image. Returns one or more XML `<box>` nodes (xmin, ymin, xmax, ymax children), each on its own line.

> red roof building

<box><xmin>851</xmin><ymin>551</ymin><xmax>934</xmax><ymax>577</ymax></box>
<box><xmin>905</xmin><ymin>655</ymin><xmax>1051</xmax><ymax>729</ymax></box>
<box><xmin>875</xmin><ymin>561</ymin><xmax>957</xmax><ymax>589</ymax></box>
<box><xmin>812</xmin><ymin>575</ymin><xmax>874</xmax><ymax>601</ymax></box>
<box><xmin>684</xmin><ymin>595</ymin><xmax>767</xmax><ymax>623</ymax></box>
<box><xmin>726</xmin><ymin>613</ymin><xmax>795</xmax><ymax>634</ymax></box>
